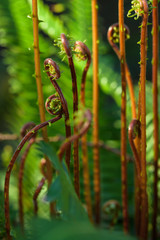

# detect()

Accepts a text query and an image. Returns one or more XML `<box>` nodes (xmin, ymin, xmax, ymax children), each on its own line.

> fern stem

<box><xmin>152</xmin><ymin>0</ymin><xmax>159</xmax><ymax>239</ymax></box>
<box><xmin>107</xmin><ymin>24</ymin><xmax>137</xmax><ymax>119</ymax></box>
<box><xmin>61</xmin><ymin>33</ymin><xmax>80</xmax><ymax>197</ymax></box>
<box><xmin>32</xmin><ymin>0</ymin><xmax>47</xmax><ymax>141</ymax></box>
<box><xmin>33</xmin><ymin>177</ymin><xmax>46</xmax><ymax>215</ymax></box>
<box><xmin>91</xmin><ymin>0</ymin><xmax>100</xmax><ymax>225</ymax></box>
<box><xmin>32</xmin><ymin>0</ymin><xmax>54</xmax><ymax>216</ymax></box>
<box><xmin>118</xmin><ymin>0</ymin><xmax>128</xmax><ymax>233</ymax></box>
<box><xmin>139</xmin><ymin>1</ymin><xmax>148</xmax><ymax>239</ymax></box>
<box><xmin>75</xmin><ymin>41</ymin><xmax>93</xmax><ymax>222</ymax></box>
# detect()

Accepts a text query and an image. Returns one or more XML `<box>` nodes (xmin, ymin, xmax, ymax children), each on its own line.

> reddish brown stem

<box><xmin>139</xmin><ymin>1</ymin><xmax>148</xmax><ymax>239</ymax></box>
<box><xmin>118</xmin><ymin>0</ymin><xmax>128</xmax><ymax>232</ymax></box>
<box><xmin>60</xmin><ymin>33</ymin><xmax>79</xmax><ymax>197</ymax></box>
<box><xmin>128</xmin><ymin>119</ymin><xmax>141</xmax><ymax>235</ymax></box>
<box><xmin>128</xmin><ymin>119</ymin><xmax>141</xmax><ymax>177</ymax></box>
<box><xmin>33</xmin><ymin>177</ymin><xmax>46</xmax><ymax>215</ymax></box>
<box><xmin>4</xmin><ymin>115</ymin><xmax>62</xmax><ymax>239</ymax></box>
<box><xmin>91</xmin><ymin>0</ymin><xmax>100</xmax><ymax>224</ymax></box>
<box><xmin>44</xmin><ymin>59</ymin><xmax>71</xmax><ymax>169</ymax></box>
<box><xmin>58</xmin><ymin>110</ymin><xmax>92</xmax><ymax>162</ymax></box>
<box><xmin>75</xmin><ymin>41</ymin><xmax>93</xmax><ymax>221</ymax></box>
<box><xmin>152</xmin><ymin>1</ymin><xmax>159</xmax><ymax>239</ymax></box>
<box><xmin>107</xmin><ymin>23</ymin><xmax>137</xmax><ymax>119</ymax></box>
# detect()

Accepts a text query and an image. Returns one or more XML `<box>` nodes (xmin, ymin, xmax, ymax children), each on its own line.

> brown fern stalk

<box><xmin>128</xmin><ymin>120</ymin><xmax>141</xmax><ymax>179</ymax></box>
<box><xmin>107</xmin><ymin>23</ymin><xmax>136</xmax><ymax>119</ymax></box>
<box><xmin>32</xmin><ymin>0</ymin><xmax>47</xmax><ymax>141</ymax></box>
<box><xmin>91</xmin><ymin>0</ymin><xmax>101</xmax><ymax>224</ymax></box>
<box><xmin>32</xmin><ymin>0</ymin><xmax>55</xmax><ymax>216</ymax></box>
<box><xmin>60</xmin><ymin>33</ymin><xmax>80</xmax><ymax>197</ymax></box>
<box><xmin>4</xmin><ymin>115</ymin><xmax>62</xmax><ymax>239</ymax></box>
<box><xmin>118</xmin><ymin>0</ymin><xmax>128</xmax><ymax>233</ymax></box>
<box><xmin>139</xmin><ymin>0</ymin><xmax>148</xmax><ymax>239</ymax></box>
<box><xmin>152</xmin><ymin>0</ymin><xmax>159</xmax><ymax>239</ymax></box>
<box><xmin>44</xmin><ymin>59</ymin><xmax>71</xmax><ymax>169</ymax></box>
<box><xmin>74</xmin><ymin>41</ymin><xmax>93</xmax><ymax>221</ymax></box>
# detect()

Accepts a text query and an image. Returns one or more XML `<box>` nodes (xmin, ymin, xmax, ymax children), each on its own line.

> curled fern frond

<box><xmin>45</xmin><ymin>93</ymin><xmax>63</xmax><ymax>116</ymax></box>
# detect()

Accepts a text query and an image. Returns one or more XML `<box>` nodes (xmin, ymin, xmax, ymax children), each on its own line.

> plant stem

<box><xmin>118</xmin><ymin>0</ymin><xmax>128</xmax><ymax>233</ymax></box>
<box><xmin>139</xmin><ymin>1</ymin><xmax>148</xmax><ymax>239</ymax></box>
<box><xmin>152</xmin><ymin>0</ymin><xmax>159</xmax><ymax>239</ymax></box>
<box><xmin>107</xmin><ymin>24</ymin><xmax>137</xmax><ymax>119</ymax></box>
<box><xmin>91</xmin><ymin>0</ymin><xmax>100</xmax><ymax>224</ymax></box>
<box><xmin>32</xmin><ymin>0</ymin><xmax>47</xmax><ymax>141</ymax></box>
<box><xmin>32</xmin><ymin>0</ymin><xmax>54</xmax><ymax>215</ymax></box>
<box><xmin>61</xmin><ymin>33</ymin><xmax>80</xmax><ymax>197</ymax></box>
<box><xmin>76</xmin><ymin>42</ymin><xmax>93</xmax><ymax>222</ymax></box>
<box><xmin>4</xmin><ymin>115</ymin><xmax>62</xmax><ymax>239</ymax></box>
<box><xmin>33</xmin><ymin>177</ymin><xmax>46</xmax><ymax>215</ymax></box>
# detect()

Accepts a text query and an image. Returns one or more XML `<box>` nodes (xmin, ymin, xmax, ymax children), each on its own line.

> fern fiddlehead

<box><xmin>107</xmin><ymin>23</ymin><xmax>137</xmax><ymax>119</ymax></box>
<box><xmin>74</xmin><ymin>41</ymin><xmax>93</xmax><ymax>222</ymax></box>
<box><xmin>44</xmin><ymin>58</ymin><xmax>71</xmax><ymax>169</ymax></box>
<box><xmin>60</xmin><ymin>33</ymin><xmax>80</xmax><ymax>197</ymax></box>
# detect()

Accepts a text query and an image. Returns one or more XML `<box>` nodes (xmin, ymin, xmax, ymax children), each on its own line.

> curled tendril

<box><xmin>127</xmin><ymin>0</ymin><xmax>144</xmax><ymax>19</ymax></box>
<box><xmin>74</xmin><ymin>41</ymin><xmax>91</xmax><ymax>61</ymax></box>
<box><xmin>102</xmin><ymin>200</ymin><xmax>121</xmax><ymax>227</ymax></box>
<box><xmin>44</xmin><ymin>58</ymin><xmax>71</xmax><ymax>169</ymax></box>
<box><xmin>128</xmin><ymin>119</ymin><xmax>141</xmax><ymax>176</ymax></box>
<box><xmin>54</xmin><ymin>34</ymin><xmax>75</xmax><ymax>60</ymax></box>
<box><xmin>108</xmin><ymin>23</ymin><xmax>130</xmax><ymax>45</ymax></box>
<box><xmin>44</xmin><ymin>58</ymin><xmax>60</xmax><ymax>80</ymax></box>
<box><xmin>128</xmin><ymin>0</ymin><xmax>153</xmax><ymax>20</ymax></box>
<box><xmin>45</xmin><ymin>93</ymin><xmax>63</xmax><ymax>116</ymax></box>
<box><xmin>107</xmin><ymin>23</ymin><xmax>137</xmax><ymax>120</ymax></box>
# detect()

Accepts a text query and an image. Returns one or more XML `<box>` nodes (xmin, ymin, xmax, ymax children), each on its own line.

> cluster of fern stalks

<box><xmin>2</xmin><ymin>0</ymin><xmax>159</xmax><ymax>240</ymax></box>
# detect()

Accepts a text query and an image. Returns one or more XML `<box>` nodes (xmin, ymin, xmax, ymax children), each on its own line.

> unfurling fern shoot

<box><xmin>44</xmin><ymin>58</ymin><xmax>71</xmax><ymax>169</ymax></box>
<box><xmin>74</xmin><ymin>41</ymin><xmax>93</xmax><ymax>222</ymax></box>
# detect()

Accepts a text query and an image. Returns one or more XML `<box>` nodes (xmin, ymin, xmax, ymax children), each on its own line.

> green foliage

<box><xmin>17</xmin><ymin>218</ymin><xmax>136</xmax><ymax>240</ymax></box>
